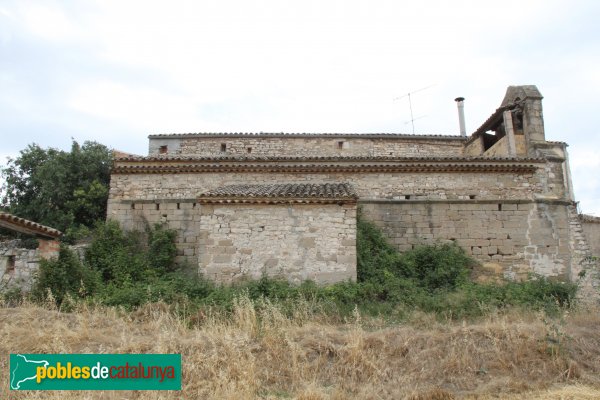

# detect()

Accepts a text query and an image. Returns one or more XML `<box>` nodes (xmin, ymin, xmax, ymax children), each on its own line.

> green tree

<box><xmin>0</xmin><ymin>140</ymin><xmax>112</xmax><ymax>232</ymax></box>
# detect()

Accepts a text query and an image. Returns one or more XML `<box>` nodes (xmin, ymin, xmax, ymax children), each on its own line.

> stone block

<box><xmin>213</xmin><ymin>254</ymin><xmax>232</xmax><ymax>263</ymax></box>
<box><xmin>299</xmin><ymin>237</ymin><xmax>316</xmax><ymax>248</ymax></box>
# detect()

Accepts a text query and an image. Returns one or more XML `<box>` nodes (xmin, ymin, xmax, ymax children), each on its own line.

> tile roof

<box><xmin>115</xmin><ymin>155</ymin><xmax>545</xmax><ymax>163</ymax></box>
<box><xmin>0</xmin><ymin>212</ymin><xmax>62</xmax><ymax>239</ymax></box>
<box><xmin>148</xmin><ymin>132</ymin><xmax>465</xmax><ymax>140</ymax></box>
<box><xmin>197</xmin><ymin>183</ymin><xmax>358</xmax><ymax>204</ymax></box>
<box><xmin>113</xmin><ymin>161</ymin><xmax>540</xmax><ymax>175</ymax></box>
<box><xmin>467</xmin><ymin>104</ymin><xmax>518</xmax><ymax>142</ymax></box>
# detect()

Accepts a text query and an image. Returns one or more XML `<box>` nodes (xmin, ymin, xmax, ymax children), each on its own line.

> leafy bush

<box><xmin>398</xmin><ymin>243</ymin><xmax>473</xmax><ymax>290</ymax></box>
<box><xmin>31</xmin><ymin>245</ymin><xmax>99</xmax><ymax>304</ymax></box>
<box><xmin>84</xmin><ymin>221</ymin><xmax>147</xmax><ymax>283</ymax></box>
<box><xmin>147</xmin><ymin>224</ymin><xmax>177</xmax><ymax>273</ymax></box>
<box><xmin>357</xmin><ymin>217</ymin><xmax>473</xmax><ymax>291</ymax></box>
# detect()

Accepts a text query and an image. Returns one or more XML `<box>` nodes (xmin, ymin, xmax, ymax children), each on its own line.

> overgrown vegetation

<box><xmin>21</xmin><ymin>216</ymin><xmax>577</xmax><ymax>320</ymax></box>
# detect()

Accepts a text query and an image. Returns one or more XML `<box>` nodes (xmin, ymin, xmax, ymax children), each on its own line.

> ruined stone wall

<box><xmin>148</xmin><ymin>136</ymin><xmax>465</xmax><ymax>157</ymax></box>
<box><xmin>581</xmin><ymin>216</ymin><xmax>600</xmax><ymax>257</ymax></box>
<box><xmin>197</xmin><ymin>203</ymin><xmax>356</xmax><ymax>284</ymax></box>
<box><xmin>0</xmin><ymin>239</ymin><xmax>59</xmax><ymax>293</ymax></box>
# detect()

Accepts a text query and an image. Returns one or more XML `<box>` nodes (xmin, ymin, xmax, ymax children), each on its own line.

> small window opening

<box><xmin>220</xmin><ymin>143</ymin><xmax>227</xmax><ymax>152</ymax></box>
<box><xmin>155</xmin><ymin>203</ymin><xmax>160</xmax><ymax>210</ymax></box>
<box><xmin>177</xmin><ymin>203</ymin><xmax>180</xmax><ymax>210</ymax></box>
<box><xmin>337</xmin><ymin>141</ymin><xmax>344</xmax><ymax>149</ymax></box>
<box><xmin>159</xmin><ymin>145</ymin><xmax>168</xmax><ymax>154</ymax></box>
<box><xmin>498</xmin><ymin>203</ymin><xmax>502</xmax><ymax>211</ymax></box>
<box><xmin>469</xmin><ymin>195</ymin><xmax>476</xmax><ymax>200</ymax></box>
<box><xmin>131</xmin><ymin>203</ymin><xmax>135</xmax><ymax>210</ymax></box>
<box><xmin>6</xmin><ymin>256</ymin><xmax>15</xmax><ymax>273</ymax></box>
<box><xmin>247</xmin><ymin>147</ymin><xmax>252</xmax><ymax>153</ymax></box>
<box><xmin>192</xmin><ymin>203</ymin><xmax>197</xmax><ymax>208</ymax></box>
<box><xmin>404</xmin><ymin>195</ymin><xmax>411</xmax><ymax>200</ymax></box>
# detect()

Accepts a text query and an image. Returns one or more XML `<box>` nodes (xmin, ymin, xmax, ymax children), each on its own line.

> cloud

<box><xmin>0</xmin><ymin>0</ymin><xmax>598</xmax><ymax>213</ymax></box>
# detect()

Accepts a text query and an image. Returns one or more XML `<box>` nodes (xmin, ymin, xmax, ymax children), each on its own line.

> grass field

<box><xmin>2</xmin><ymin>298</ymin><xmax>600</xmax><ymax>399</ymax></box>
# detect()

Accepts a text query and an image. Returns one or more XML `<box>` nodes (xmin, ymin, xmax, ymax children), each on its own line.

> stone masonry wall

<box><xmin>149</xmin><ymin>136</ymin><xmax>465</xmax><ymax>157</ymax></box>
<box><xmin>108</xmin><ymin>169</ymin><xmax>546</xmax><ymax>204</ymax></box>
<box><xmin>0</xmin><ymin>239</ymin><xmax>60</xmax><ymax>293</ymax></box>
<box><xmin>107</xmin><ymin>155</ymin><xmax>574</xmax><ymax>284</ymax></box>
<box><xmin>110</xmin><ymin>200</ymin><xmax>202</xmax><ymax>266</ymax></box>
<box><xmin>360</xmin><ymin>200</ymin><xmax>573</xmax><ymax>282</ymax></box>
<box><xmin>196</xmin><ymin>203</ymin><xmax>356</xmax><ymax>284</ymax></box>
<box><xmin>581</xmin><ymin>217</ymin><xmax>600</xmax><ymax>257</ymax></box>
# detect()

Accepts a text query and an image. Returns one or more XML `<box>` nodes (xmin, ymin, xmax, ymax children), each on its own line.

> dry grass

<box><xmin>1</xmin><ymin>297</ymin><xmax>600</xmax><ymax>399</ymax></box>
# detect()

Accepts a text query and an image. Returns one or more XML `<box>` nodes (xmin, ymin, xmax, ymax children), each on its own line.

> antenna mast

<box><xmin>394</xmin><ymin>84</ymin><xmax>435</xmax><ymax>134</ymax></box>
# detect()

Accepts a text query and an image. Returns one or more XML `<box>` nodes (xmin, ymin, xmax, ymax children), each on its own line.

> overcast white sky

<box><xmin>0</xmin><ymin>0</ymin><xmax>598</xmax><ymax>214</ymax></box>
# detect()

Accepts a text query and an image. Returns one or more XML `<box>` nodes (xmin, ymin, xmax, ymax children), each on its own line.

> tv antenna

<box><xmin>394</xmin><ymin>84</ymin><xmax>436</xmax><ymax>134</ymax></box>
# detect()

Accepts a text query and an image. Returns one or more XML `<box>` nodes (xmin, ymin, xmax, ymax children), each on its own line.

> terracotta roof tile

<box><xmin>0</xmin><ymin>212</ymin><xmax>62</xmax><ymax>239</ymax></box>
<box><xmin>148</xmin><ymin>132</ymin><xmax>465</xmax><ymax>140</ymax></box>
<box><xmin>115</xmin><ymin>155</ymin><xmax>545</xmax><ymax>163</ymax></box>
<box><xmin>197</xmin><ymin>183</ymin><xmax>358</xmax><ymax>204</ymax></box>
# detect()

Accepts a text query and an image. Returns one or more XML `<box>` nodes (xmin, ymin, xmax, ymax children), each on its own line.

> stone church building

<box><xmin>107</xmin><ymin>85</ymin><xmax>597</xmax><ymax>286</ymax></box>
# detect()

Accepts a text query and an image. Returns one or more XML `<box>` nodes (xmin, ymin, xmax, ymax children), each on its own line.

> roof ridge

<box><xmin>148</xmin><ymin>132</ymin><xmax>464</xmax><ymax>139</ymax></box>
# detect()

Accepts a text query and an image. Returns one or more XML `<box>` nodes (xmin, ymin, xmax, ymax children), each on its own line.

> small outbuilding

<box><xmin>0</xmin><ymin>212</ymin><xmax>62</xmax><ymax>292</ymax></box>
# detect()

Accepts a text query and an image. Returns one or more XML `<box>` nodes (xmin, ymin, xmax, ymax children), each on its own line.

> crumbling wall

<box><xmin>581</xmin><ymin>215</ymin><xmax>600</xmax><ymax>257</ymax></box>
<box><xmin>0</xmin><ymin>239</ymin><xmax>59</xmax><ymax>293</ymax></box>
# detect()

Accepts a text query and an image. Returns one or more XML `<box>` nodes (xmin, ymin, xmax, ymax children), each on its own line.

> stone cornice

<box><xmin>114</xmin><ymin>155</ymin><xmax>544</xmax><ymax>163</ymax></box>
<box><xmin>112</xmin><ymin>162</ymin><xmax>540</xmax><ymax>175</ymax></box>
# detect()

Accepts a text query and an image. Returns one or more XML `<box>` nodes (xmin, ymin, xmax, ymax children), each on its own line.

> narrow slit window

<box><xmin>247</xmin><ymin>147</ymin><xmax>252</xmax><ymax>153</ymax></box>
<box><xmin>155</xmin><ymin>203</ymin><xmax>160</xmax><ymax>210</ymax></box>
<box><xmin>6</xmin><ymin>256</ymin><xmax>15</xmax><ymax>273</ymax></box>
<box><xmin>131</xmin><ymin>203</ymin><xmax>135</xmax><ymax>210</ymax></box>
<box><xmin>498</xmin><ymin>204</ymin><xmax>502</xmax><ymax>211</ymax></box>
<box><xmin>220</xmin><ymin>143</ymin><xmax>227</xmax><ymax>152</ymax></box>
<box><xmin>177</xmin><ymin>203</ymin><xmax>181</xmax><ymax>210</ymax></box>
<box><xmin>338</xmin><ymin>141</ymin><xmax>344</xmax><ymax>149</ymax></box>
